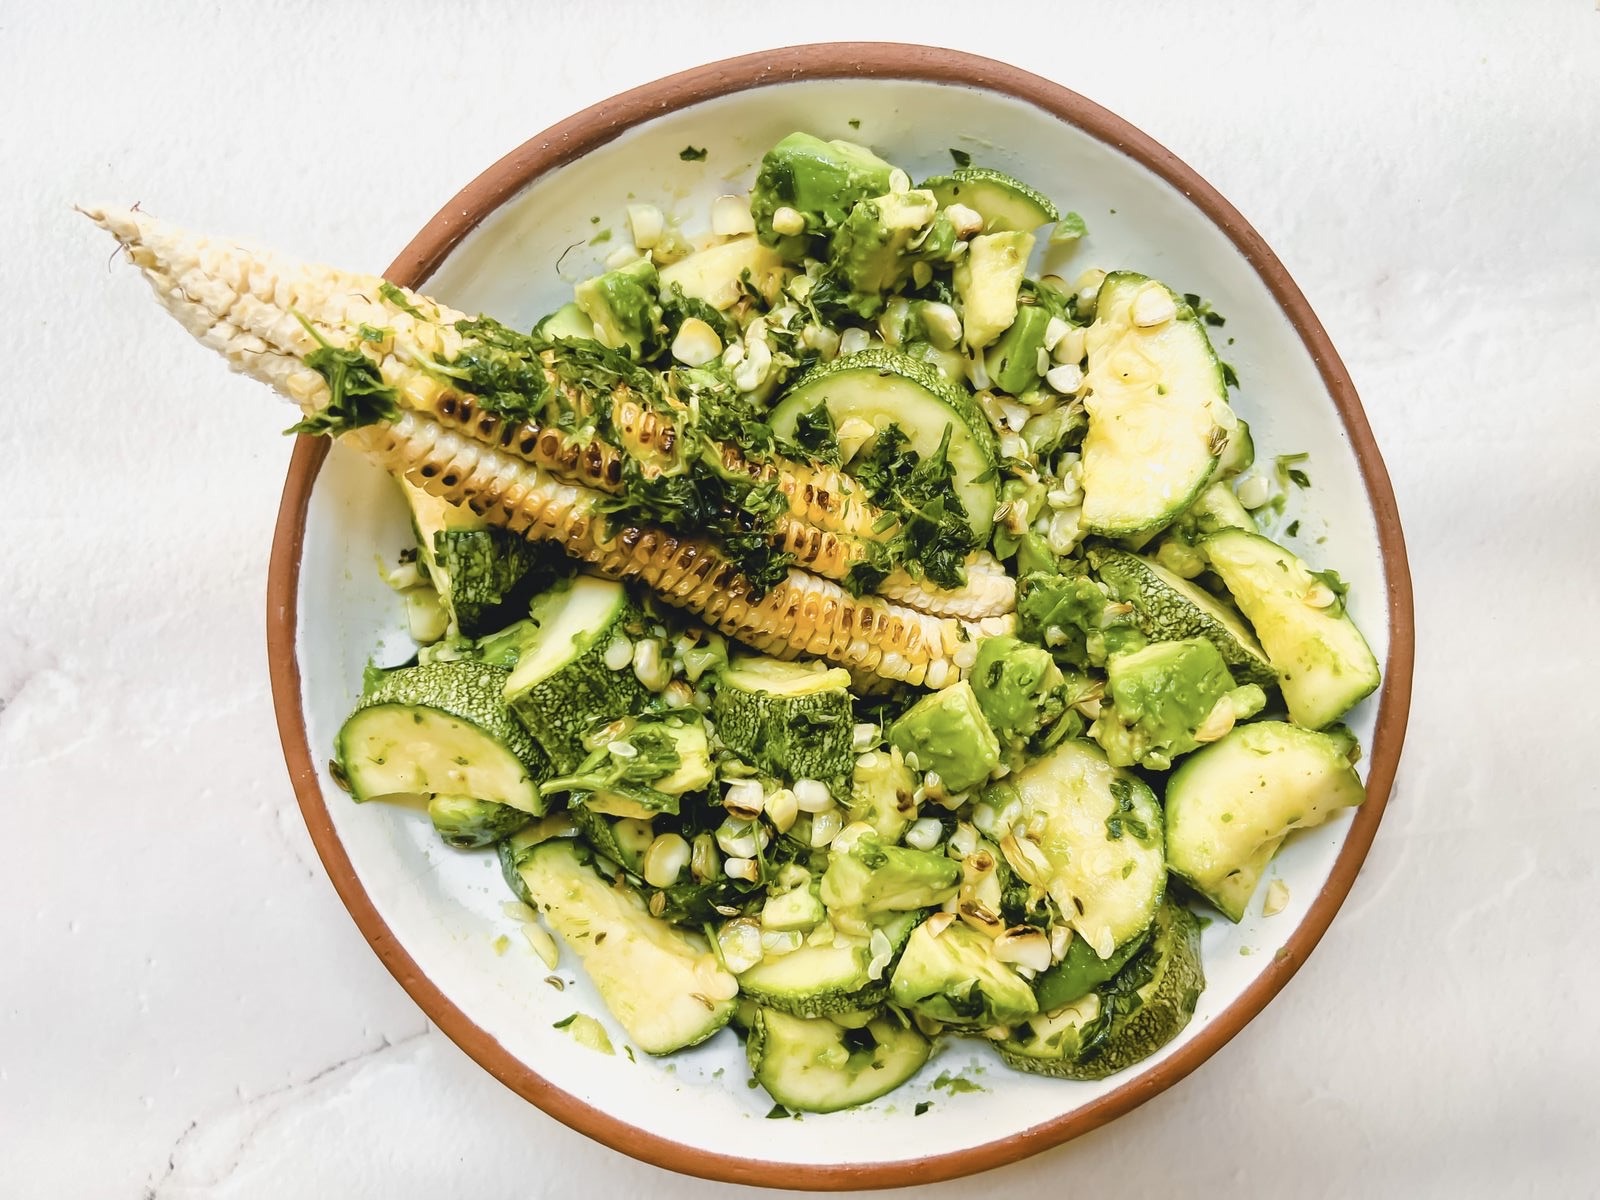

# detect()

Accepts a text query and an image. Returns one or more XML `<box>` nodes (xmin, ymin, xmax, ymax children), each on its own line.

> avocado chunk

<box><xmin>533</xmin><ymin>301</ymin><xmax>596</xmax><ymax>342</ymax></box>
<box><xmin>968</xmin><ymin>635</ymin><xmax>1068</xmax><ymax>755</ymax></box>
<box><xmin>750</xmin><ymin>132</ymin><xmax>897</xmax><ymax>257</ymax></box>
<box><xmin>827</xmin><ymin>189</ymin><xmax>957</xmax><ymax>317</ymax></box>
<box><xmin>657</xmin><ymin>235</ymin><xmax>786</xmax><ymax>311</ymax></box>
<box><xmin>889</xmin><ymin>919</ymin><xmax>1039</xmax><ymax>1028</ymax></box>
<box><xmin>888</xmin><ymin>680</ymin><xmax>1002</xmax><ymax>793</ymax></box>
<box><xmin>820</xmin><ymin>829</ymin><xmax>960</xmax><ymax>936</ymax></box>
<box><xmin>1092</xmin><ymin>638</ymin><xmax>1266</xmax><ymax>770</ymax></box>
<box><xmin>983</xmin><ymin>303</ymin><xmax>1052</xmax><ymax>395</ymax></box>
<box><xmin>574</xmin><ymin>258</ymin><xmax>662</xmax><ymax>360</ymax></box>
<box><xmin>1166</xmin><ymin>720</ymin><xmax>1365</xmax><ymax>921</ymax></box>
<box><xmin>954</xmin><ymin>230</ymin><xmax>1033</xmax><ymax>350</ymax></box>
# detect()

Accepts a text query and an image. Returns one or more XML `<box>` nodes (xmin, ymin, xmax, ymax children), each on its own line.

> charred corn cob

<box><xmin>344</xmin><ymin>410</ymin><xmax>1011</xmax><ymax>686</ymax></box>
<box><xmin>86</xmin><ymin>205</ymin><xmax>1016</xmax><ymax>675</ymax></box>
<box><xmin>85</xmin><ymin>206</ymin><xmax>1008</xmax><ymax>619</ymax></box>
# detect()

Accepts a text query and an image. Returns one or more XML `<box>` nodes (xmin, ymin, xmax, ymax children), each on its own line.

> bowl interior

<box><xmin>292</xmin><ymin>73</ymin><xmax>1395</xmax><ymax>1176</ymax></box>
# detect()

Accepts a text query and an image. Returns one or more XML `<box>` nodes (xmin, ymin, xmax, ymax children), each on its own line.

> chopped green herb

<box><xmin>679</xmin><ymin>145</ymin><xmax>708</xmax><ymax>162</ymax></box>
<box><xmin>1051</xmin><ymin>211</ymin><xmax>1088</xmax><ymax>244</ymax></box>
<box><xmin>848</xmin><ymin>118</ymin><xmax>861</xmax><ymax>130</ymax></box>
<box><xmin>1286</xmin><ymin>520</ymin><xmax>1301</xmax><ymax>537</ymax></box>
<box><xmin>378</xmin><ymin>281</ymin><xmax>422</xmax><ymax>317</ymax></box>
<box><xmin>766</xmin><ymin>1103</ymin><xmax>795</xmax><ymax>1119</ymax></box>
<box><xmin>284</xmin><ymin>314</ymin><xmax>400</xmax><ymax>437</ymax></box>
<box><xmin>914</xmin><ymin>1101</ymin><xmax>933</xmax><ymax>1115</ymax></box>
<box><xmin>1221</xmin><ymin>362</ymin><xmax>1240</xmax><ymax>389</ymax></box>
<box><xmin>949</xmin><ymin>147</ymin><xmax>973</xmax><ymax>168</ymax></box>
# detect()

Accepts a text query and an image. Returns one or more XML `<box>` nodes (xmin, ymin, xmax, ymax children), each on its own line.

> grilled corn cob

<box><xmin>85</xmin><ymin>205</ymin><xmax>1008</xmax><ymax>618</ymax></box>
<box><xmin>345</xmin><ymin>410</ymin><xmax>1012</xmax><ymax>685</ymax></box>
<box><xmin>86</xmin><ymin>205</ymin><xmax>1016</xmax><ymax>667</ymax></box>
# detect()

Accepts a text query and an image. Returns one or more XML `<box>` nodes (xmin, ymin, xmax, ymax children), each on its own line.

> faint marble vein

<box><xmin>142</xmin><ymin>1024</ymin><xmax>431</xmax><ymax>1199</ymax></box>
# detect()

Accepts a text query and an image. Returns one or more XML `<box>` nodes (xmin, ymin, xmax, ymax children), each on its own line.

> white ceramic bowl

<box><xmin>267</xmin><ymin>44</ymin><xmax>1413</xmax><ymax>1189</ymax></box>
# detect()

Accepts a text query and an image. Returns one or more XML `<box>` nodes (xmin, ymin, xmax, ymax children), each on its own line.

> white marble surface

<box><xmin>2</xmin><ymin>2</ymin><xmax>1597</xmax><ymax>1196</ymax></box>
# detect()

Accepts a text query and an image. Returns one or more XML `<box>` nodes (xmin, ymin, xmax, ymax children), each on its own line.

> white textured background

<box><xmin>2</xmin><ymin>2</ymin><xmax>1597</xmax><ymax>1196</ymax></box>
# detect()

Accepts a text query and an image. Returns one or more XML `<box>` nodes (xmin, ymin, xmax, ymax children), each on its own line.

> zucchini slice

<box><xmin>1202</xmin><ymin>529</ymin><xmax>1381</xmax><ymax>729</ymax></box>
<box><xmin>994</xmin><ymin>739</ymin><xmax>1165</xmax><ymax>959</ymax></box>
<box><xmin>771</xmin><ymin>348</ymin><xmax>1000</xmax><ymax>537</ymax></box>
<box><xmin>404</xmin><ymin>483</ymin><xmax>541</xmax><ymax>636</ymax></box>
<box><xmin>503</xmin><ymin>576</ymin><xmax>648</xmax><ymax>770</ymax></box>
<box><xmin>999</xmin><ymin>899</ymin><xmax>1203</xmax><ymax>1079</ymax></box>
<box><xmin>1089</xmin><ymin>547</ymin><xmax>1276</xmax><ymax>688</ymax></box>
<box><xmin>516</xmin><ymin>840</ymin><xmax>737</xmax><ymax>1054</ymax></box>
<box><xmin>737</xmin><ymin>913</ymin><xmax>917</xmax><ymax>1018</ymax></box>
<box><xmin>335</xmin><ymin>661</ymin><xmax>549</xmax><ymax>814</ymax></box>
<box><xmin>1079</xmin><ymin>273</ymin><xmax>1233</xmax><ymax>536</ymax></box>
<box><xmin>747</xmin><ymin>1008</ymin><xmax>931</xmax><ymax>1114</ymax></box>
<box><xmin>712</xmin><ymin>655</ymin><xmax>854</xmax><ymax>789</ymax></box>
<box><xmin>425</xmin><ymin>794</ymin><xmax>533</xmax><ymax>849</ymax></box>
<box><xmin>1166</xmin><ymin>721</ymin><xmax>1364</xmax><ymax>921</ymax></box>
<box><xmin>922</xmin><ymin>167</ymin><xmax>1060</xmax><ymax>233</ymax></box>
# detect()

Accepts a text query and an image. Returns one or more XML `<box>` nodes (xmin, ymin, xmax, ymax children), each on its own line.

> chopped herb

<box><xmin>1286</xmin><ymin>520</ymin><xmax>1301</xmax><ymax>537</ymax></box>
<box><xmin>679</xmin><ymin>145</ymin><xmax>708</xmax><ymax>162</ymax></box>
<box><xmin>590</xmin><ymin>215</ymin><xmax>601</xmax><ymax>224</ymax></box>
<box><xmin>1052</xmin><ymin>211</ymin><xmax>1088</xmax><ymax>243</ymax></box>
<box><xmin>1274</xmin><ymin>452</ymin><xmax>1311</xmax><ymax>492</ymax></box>
<box><xmin>551</xmin><ymin>1013</ymin><xmax>578</xmax><ymax>1029</ymax></box>
<box><xmin>931</xmin><ymin>1070</ymin><xmax>983</xmax><ymax>1095</ymax></box>
<box><xmin>1182</xmin><ymin>293</ymin><xmax>1227</xmax><ymax>327</ymax></box>
<box><xmin>914</xmin><ymin>1101</ymin><xmax>933</xmax><ymax>1116</ymax></box>
<box><xmin>1221</xmin><ymin>362</ymin><xmax>1240</xmax><ymax>389</ymax></box>
<box><xmin>378</xmin><ymin>281</ymin><xmax>422</xmax><ymax>317</ymax></box>
<box><xmin>589</xmin><ymin>228</ymin><xmax>612</xmax><ymax>245</ymax></box>
<box><xmin>766</xmin><ymin>1103</ymin><xmax>795</xmax><ymax>1119</ymax></box>
<box><xmin>847</xmin><ymin>423</ymin><xmax>977</xmax><ymax>592</ymax></box>
<box><xmin>285</xmin><ymin>313</ymin><xmax>401</xmax><ymax>437</ymax></box>
<box><xmin>949</xmin><ymin>147</ymin><xmax>973</xmax><ymax>168</ymax></box>
<box><xmin>848</xmin><ymin>118</ymin><xmax>861</xmax><ymax>130</ymax></box>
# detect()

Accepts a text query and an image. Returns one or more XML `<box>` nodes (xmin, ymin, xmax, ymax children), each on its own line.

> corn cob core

<box><xmin>345</xmin><ymin>411</ymin><xmax>1013</xmax><ymax>686</ymax></box>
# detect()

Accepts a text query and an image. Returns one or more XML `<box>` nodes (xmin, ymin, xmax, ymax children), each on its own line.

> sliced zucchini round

<box><xmin>996</xmin><ymin>738</ymin><xmax>1165</xmax><ymax>959</ymax></box>
<box><xmin>712</xmin><ymin>655</ymin><xmax>854</xmax><ymax>789</ymax></box>
<box><xmin>502</xmin><ymin>575</ymin><xmax>648</xmax><ymax>770</ymax></box>
<box><xmin>516</xmin><ymin>840</ymin><xmax>737</xmax><ymax>1055</ymax></box>
<box><xmin>999</xmin><ymin>899</ymin><xmax>1203</xmax><ymax>1080</ymax></box>
<box><xmin>738</xmin><ymin>912</ymin><xmax>917</xmax><ymax>1018</ymax></box>
<box><xmin>747</xmin><ymin>1008</ymin><xmax>931</xmax><ymax>1114</ymax></box>
<box><xmin>425</xmin><ymin>794</ymin><xmax>533</xmax><ymax>849</ymax></box>
<box><xmin>1166</xmin><ymin>721</ymin><xmax>1365</xmax><ymax>921</ymax></box>
<box><xmin>1079</xmin><ymin>273</ymin><xmax>1232</xmax><ymax>536</ymax></box>
<box><xmin>921</xmin><ymin>167</ymin><xmax>1060</xmax><ymax>233</ymax></box>
<box><xmin>335</xmin><ymin>660</ymin><xmax>549</xmax><ymax>814</ymax></box>
<box><xmin>770</xmin><ymin>348</ymin><xmax>999</xmax><ymax>537</ymax></box>
<box><xmin>1089</xmin><ymin>547</ymin><xmax>1276</xmax><ymax>688</ymax></box>
<box><xmin>1202</xmin><ymin>529</ymin><xmax>1381</xmax><ymax>729</ymax></box>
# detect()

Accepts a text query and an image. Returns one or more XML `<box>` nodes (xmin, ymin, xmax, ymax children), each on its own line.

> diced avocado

<box><xmin>1093</xmin><ymin>638</ymin><xmax>1265</xmax><ymax>770</ymax></box>
<box><xmin>845</xmin><ymin>745</ymin><xmax>919</xmax><ymax>843</ymax></box>
<box><xmin>992</xmin><ymin>739</ymin><xmax>1164</xmax><ymax>959</ymax></box>
<box><xmin>533</xmin><ymin>301</ymin><xmax>596</xmax><ymax>342</ymax></box>
<box><xmin>750</xmin><ymin>132</ymin><xmax>897</xmax><ymax>256</ymax></box>
<box><xmin>574</xmin><ymin>258</ymin><xmax>662</xmax><ymax>360</ymax></box>
<box><xmin>762</xmin><ymin>886</ymin><xmax>826</xmax><ymax>933</ymax></box>
<box><xmin>1089</xmin><ymin>547</ymin><xmax>1276</xmax><ymax>688</ymax></box>
<box><xmin>983</xmin><ymin>303</ymin><xmax>1052</xmax><ymax>395</ymax></box>
<box><xmin>820</xmin><ymin>830</ymin><xmax>960</xmax><ymax>936</ymax></box>
<box><xmin>827</xmin><ymin>190</ymin><xmax>956</xmax><ymax>316</ymax></box>
<box><xmin>425</xmin><ymin>794</ymin><xmax>532</xmax><ymax>849</ymax></box>
<box><xmin>1079</xmin><ymin>273</ymin><xmax>1233</xmax><ymax>536</ymax></box>
<box><xmin>1202</xmin><ymin>530</ymin><xmax>1381</xmax><ymax>729</ymax></box>
<box><xmin>968</xmin><ymin>635</ymin><xmax>1068</xmax><ymax>754</ymax></box>
<box><xmin>336</xmin><ymin>660</ymin><xmax>550</xmax><ymax>814</ymax></box>
<box><xmin>954</xmin><ymin>230</ymin><xmax>1033</xmax><ymax>350</ymax></box>
<box><xmin>1032</xmin><ymin>926</ymin><xmax>1150</xmax><ymax>1012</ymax></box>
<box><xmin>1166</xmin><ymin>721</ymin><xmax>1365</xmax><ymax>921</ymax></box>
<box><xmin>887</xmin><ymin>680</ymin><xmax>1001</xmax><ymax>793</ymax></box>
<box><xmin>923</xmin><ymin>167</ymin><xmax>1060</xmax><ymax>233</ymax></box>
<box><xmin>770</xmin><ymin>348</ymin><xmax>1001</xmax><ymax>538</ymax></box>
<box><xmin>516</xmin><ymin>840</ymin><xmax>736</xmax><ymax>1054</ymax></box>
<box><xmin>1015</xmin><ymin>568</ymin><xmax>1145</xmax><ymax>669</ymax></box>
<box><xmin>657</xmin><ymin>234</ymin><xmax>787</xmax><ymax>311</ymax></box>
<box><xmin>999</xmin><ymin>899</ymin><xmax>1203</xmax><ymax>1079</ymax></box>
<box><xmin>889</xmin><ymin>919</ymin><xmax>1038</xmax><ymax>1028</ymax></box>
<box><xmin>747</xmin><ymin>1008</ymin><xmax>931</xmax><ymax>1114</ymax></box>
<box><xmin>738</xmin><ymin>912</ymin><xmax>917</xmax><ymax>1017</ymax></box>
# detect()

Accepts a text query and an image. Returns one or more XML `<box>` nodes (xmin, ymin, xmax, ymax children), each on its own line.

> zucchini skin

<box><xmin>712</xmin><ymin>678</ymin><xmax>854</xmax><ymax>791</ymax></box>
